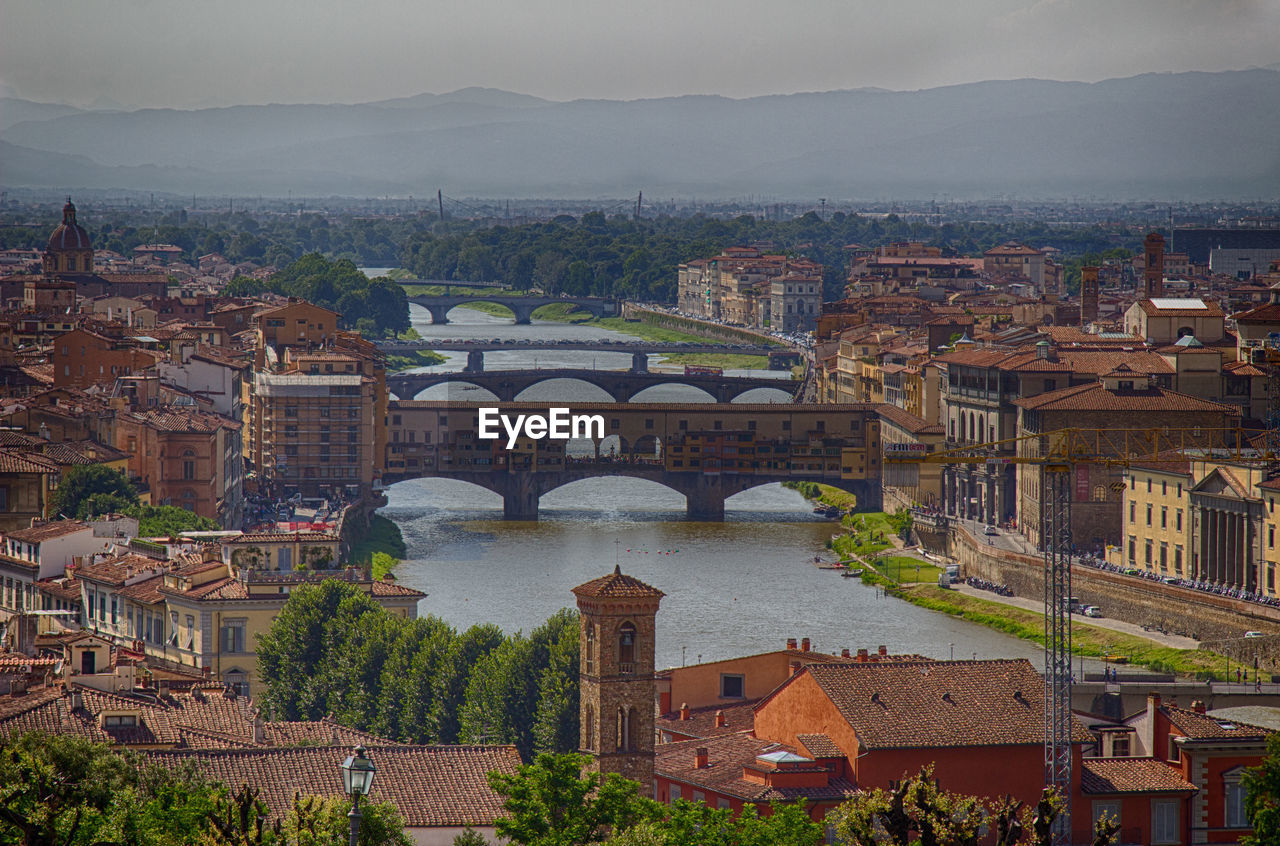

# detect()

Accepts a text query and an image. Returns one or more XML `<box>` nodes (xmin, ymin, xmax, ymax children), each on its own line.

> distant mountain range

<box><xmin>2</xmin><ymin>71</ymin><xmax>1278</xmax><ymax>200</ymax></box>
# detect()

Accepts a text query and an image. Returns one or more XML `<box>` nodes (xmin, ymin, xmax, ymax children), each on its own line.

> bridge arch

<box><xmin>627</xmin><ymin>383</ymin><xmax>719</xmax><ymax>404</ymax></box>
<box><xmin>729</xmin><ymin>385</ymin><xmax>797</xmax><ymax>403</ymax></box>
<box><xmin>390</xmin><ymin>380</ymin><xmax>499</xmax><ymax>401</ymax></box>
<box><xmin>512</xmin><ymin>378</ymin><xmax>617</xmax><ymax>403</ymax></box>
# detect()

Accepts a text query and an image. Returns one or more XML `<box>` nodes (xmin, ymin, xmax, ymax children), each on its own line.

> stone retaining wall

<box><xmin>949</xmin><ymin>525</ymin><xmax>1280</xmax><ymax>648</ymax></box>
<box><xmin>620</xmin><ymin>304</ymin><xmax>781</xmax><ymax>346</ymax></box>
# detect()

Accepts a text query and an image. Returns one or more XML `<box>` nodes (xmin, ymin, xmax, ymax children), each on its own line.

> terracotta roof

<box><xmin>1233</xmin><ymin>302</ymin><xmax>1280</xmax><ymax>323</ymax></box>
<box><xmin>1013</xmin><ymin>382</ymin><xmax>1238</xmax><ymax>415</ymax></box>
<box><xmin>1080</xmin><ymin>758</ymin><xmax>1198</xmax><ymax>794</ymax></box>
<box><xmin>1136</xmin><ymin>299</ymin><xmax>1225</xmax><ymax>317</ymax></box>
<box><xmin>572</xmin><ymin>566</ymin><xmax>665</xmax><ymax>600</ymax></box>
<box><xmin>796</xmin><ymin>659</ymin><xmax>1092</xmax><ymax>749</ymax></box>
<box><xmin>877</xmin><ymin>404</ymin><xmax>944</xmax><ymax>436</ymax></box>
<box><xmin>657</xmin><ymin>699</ymin><xmax>761</xmax><ymax>740</ymax></box>
<box><xmin>123</xmin><ymin>408</ymin><xmax>227</xmax><ymax>433</ymax></box>
<box><xmin>5</xmin><ymin>521</ymin><xmax>91</xmax><ymax>543</ymax></box>
<box><xmin>1164</xmin><ymin>707</ymin><xmax>1274</xmax><ymax>741</ymax></box>
<box><xmin>145</xmin><ymin>744</ymin><xmax>521</xmax><ymax>827</ymax></box>
<box><xmin>73</xmin><ymin>553</ymin><xmax>164</xmax><ymax>587</ymax></box>
<box><xmin>1127</xmin><ymin>453</ymin><xmax>1193</xmax><ymax>476</ymax></box>
<box><xmin>795</xmin><ymin>733</ymin><xmax>844</xmax><ymax>758</ymax></box>
<box><xmin>224</xmin><ymin>532</ymin><xmax>340</xmax><ymax>545</ymax></box>
<box><xmin>0</xmin><ymin>450</ymin><xmax>60</xmax><ymax>474</ymax></box>
<box><xmin>655</xmin><ymin>733</ymin><xmax>858</xmax><ymax>803</ymax></box>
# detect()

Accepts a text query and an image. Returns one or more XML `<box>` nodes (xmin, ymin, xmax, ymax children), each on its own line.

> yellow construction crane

<box><xmin>885</xmin><ymin>426</ymin><xmax>1277</xmax><ymax>845</ymax></box>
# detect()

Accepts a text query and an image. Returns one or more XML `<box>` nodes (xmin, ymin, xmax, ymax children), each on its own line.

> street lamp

<box><xmin>341</xmin><ymin>745</ymin><xmax>377</xmax><ymax>846</ymax></box>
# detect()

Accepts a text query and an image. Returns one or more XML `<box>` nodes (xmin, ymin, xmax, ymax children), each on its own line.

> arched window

<box><xmin>614</xmin><ymin>707</ymin><xmax>637</xmax><ymax>751</ymax></box>
<box><xmin>585</xmin><ymin>624</ymin><xmax>596</xmax><ymax>674</ymax></box>
<box><xmin>584</xmin><ymin>704</ymin><xmax>595</xmax><ymax>750</ymax></box>
<box><xmin>618</xmin><ymin>622</ymin><xmax>636</xmax><ymax>674</ymax></box>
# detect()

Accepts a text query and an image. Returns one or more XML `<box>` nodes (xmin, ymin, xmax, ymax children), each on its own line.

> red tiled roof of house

<box><xmin>5</xmin><ymin>520</ymin><xmax>91</xmax><ymax>544</ymax></box>
<box><xmin>224</xmin><ymin>532</ymin><xmax>340</xmax><ymax>545</ymax></box>
<box><xmin>144</xmin><ymin>744</ymin><xmax>521</xmax><ymax>827</ymax></box>
<box><xmin>795</xmin><ymin>733</ymin><xmax>844</xmax><ymax>758</ymax></box>
<box><xmin>572</xmin><ymin>566</ymin><xmax>664</xmax><ymax>600</ymax></box>
<box><xmin>655</xmin><ymin>733</ymin><xmax>859</xmax><ymax>803</ymax></box>
<box><xmin>1080</xmin><ymin>758</ymin><xmax>1198</xmax><ymax>794</ymax></box>
<box><xmin>658</xmin><ymin>699</ymin><xmax>761</xmax><ymax>741</ymax></box>
<box><xmin>1136</xmin><ymin>299</ymin><xmax>1225</xmax><ymax>318</ymax></box>
<box><xmin>877</xmin><ymin>405</ymin><xmax>944</xmax><ymax>436</ymax></box>
<box><xmin>1013</xmin><ymin>382</ymin><xmax>1238</xmax><ymax>414</ymax></box>
<box><xmin>0</xmin><ymin>450</ymin><xmax>60</xmax><ymax>474</ymax></box>
<box><xmin>1164</xmin><ymin>707</ymin><xmax>1274</xmax><ymax>741</ymax></box>
<box><xmin>1233</xmin><ymin>302</ymin><xmax>1280</xmax><ymax>323</ymax></box>
<box><xmin>796</xmin><ymin>659</ymin><xmax>1092</xmax><ymax>749</ymax></box>
<box><xmin>74</xmin><ymin>553</ymin><xmax>164</xmax><ymax>586</ymax></box>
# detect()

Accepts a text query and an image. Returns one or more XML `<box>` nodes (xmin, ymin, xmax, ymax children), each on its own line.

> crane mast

<box><xmin>886</xmin><ymin>425</ymin><xmax>1278</xmax><ymax>845</ymax></box>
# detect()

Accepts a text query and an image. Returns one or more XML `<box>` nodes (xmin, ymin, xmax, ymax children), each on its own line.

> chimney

<box><xmin>786</xmin><ymin>638</ymin><xmax>798</xmax><ymax>650</ymax></box>
<box><xmin>252</xmin><ymin>710</ymin><xmax>265</xmax><ymax>744</ymax></box>
<box><xmin>679</xmin><ymin>702</ymin><xmax>690</xmax><ymax>721</ymax></box>
<box><xmin>1145</xmin><ymin>692</ymin><xmax>1162</xmax><ymax>755</ymax></box>
<box><xmin>877</xmin><ymin>645</ymin><xmax>888</xmax><ymax>657</ymax></box>
<box><xmin>856</xmin><ymin>648</ymin><xmax>869</xmax><ymax>663</ymax></box>
<box><xmin>800</xmin><ymin>637</ymin><xmax>810</xmax><ymax>653</ymax></box>
<box><xmin>1192</xmin><ymin>700</ymin><xmax>1207</xmax><ymax>715</ymax></box>
<box><xmin>841</xmin><ymin>648</ymin><xmax>851</xmax><ymax>658</ymax></box>
<box><xmin>714</xmin><ymin>710</ymin><xmax>726</xmax><ymax>728</ymax></box>
<box><xmin>694</xmin><ymin>747</ymin><xmax>709</xmax><ymax>769</ymax></box>
<box><xmin>70</xmin><ymin>690</ymin><xmax>83</xmax><ymax>711</ymax></box>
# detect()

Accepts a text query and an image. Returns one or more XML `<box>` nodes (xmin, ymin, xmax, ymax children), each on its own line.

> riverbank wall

<box><xmin>944</xmin><ymin>524</ymin><xmax>1280</xmax><ymax>652</ymax></box>
<box><xmin>336</xmin><ymin>493</ymin><xmax>388</xmax><ymax>565</ymax></box>
<box><xmin>621</xmin><ymin>304</ymin><xmax>782</xmax><ymax>346</ymax></box>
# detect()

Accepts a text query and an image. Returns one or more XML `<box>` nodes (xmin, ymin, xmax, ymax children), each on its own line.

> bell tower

<box><xmin>1143</xmin><ymin>232</ymin><xmax>1165</xmax><ymax>298</ymax></box>
<box><xmin>572</xmin><ymin>565</ymin><xmax>664</xmax><ymax>795</ymax></box>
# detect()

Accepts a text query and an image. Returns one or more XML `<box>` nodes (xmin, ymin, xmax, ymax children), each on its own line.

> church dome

<box><xmin>47</xmin><ymin>198</ymin><xmax>92</xmax><ymax>252</ymax></box>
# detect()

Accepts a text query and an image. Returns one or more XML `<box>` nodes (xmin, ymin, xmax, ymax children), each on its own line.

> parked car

<box><xmin>1245</xmin><ymin>631</ymin><xmax>1266</xmax><ymax>638</ymax></box>
<box><xmin>1082</xmin><ymin>606</ymin><xmax>1103</xmax><ymax>618</ymax></box>
<box><xmin>983</xmin><ymin>525</ymin><xmax>998</xmax><ymax>536</ymax></box>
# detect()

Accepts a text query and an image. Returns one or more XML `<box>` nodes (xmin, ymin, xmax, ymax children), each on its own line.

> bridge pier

<box><xmin>630</xmin><ymin>352</ymin><xmax>649</xmax><ymax>373</ymax></box>
<box><xmin>502</xmin><ymin>475</ymin><xmax>541</xmax><ymax>520</ymax></box>
<box><xmin>686</xmin><ymin>483</ymin><xmax>726</xmax><ymax>521</ymax></box>
<box><xmin>426</xmin><ymin>305</ymin><xmax>451</xmax><ymax>325</ymax></box>
<box><xmin>510</xmin><ymin>303</ymin><xmax>536</xmax><ymax>325</ymax></box>
<box><xmin>465</xmin><ymin>350</ymin><xmax>485</xmax><ymax>373</ymax></box>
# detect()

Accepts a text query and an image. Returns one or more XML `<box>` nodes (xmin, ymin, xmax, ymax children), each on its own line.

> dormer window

<box><xmin>103</xmin><ymin>714</ymin><xmax>138</xmax><ymax>728</ymax></box>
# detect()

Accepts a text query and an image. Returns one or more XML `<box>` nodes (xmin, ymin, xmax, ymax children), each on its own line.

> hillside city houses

<box><xmin>2</xmin><ymin>200</ymin><xmax>1280</xmax><ymax>844</ymax></box>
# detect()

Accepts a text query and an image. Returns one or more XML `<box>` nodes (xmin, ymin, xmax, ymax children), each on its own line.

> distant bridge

<box><xmin>386</xmin><ymin>368</ymin><xmax>800</xmax><ymax>403</ymax></box>
<box><xmin>403</xmin><ymin>292</ymin><xmax>620</xmax><ymax>325</ymax></box>
<box><xmin>382</xmin><ymin>401</ymin><xmax>883</xmax><ymax>520</ymax></box>
<box><xmin>396</xmin><ymin>278</ymin><xmax>513</xmax><ymax>293</ymax></box>
<box><xmin>376</xmin><ymin>339</ymin><xmax>782</xmax><ymax>356</ymax></box>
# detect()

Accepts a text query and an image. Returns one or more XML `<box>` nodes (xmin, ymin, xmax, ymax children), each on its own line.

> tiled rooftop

<box><xmin>145</xmin><ymin>744</ymin><xmax>520</xmax><ymax>827</ymax></box>
<box><xmin>572</xmin><ymin>566</ymin><xmax>665</xmax><ymax>600</ymax></box>
<box><xmin>655</xmin><ymin>733</ymin><xmax>858</xmax><ymax>803</ymax></box>
<box><xmin>797</xmin><ymin>659</ymin><xmax>1093</xmax><ymax>749</ymax></box>
<box><xmin>1080</xmin><ymin>758</ymin><xmax>1198</xmax><ymax>794</ymax></box>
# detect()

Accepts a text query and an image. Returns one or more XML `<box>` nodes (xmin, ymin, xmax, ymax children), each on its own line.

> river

<box><xmin>384</xmin><ymin>302</ymin><xmax>1072</xmax><ymax>671</ymax></box>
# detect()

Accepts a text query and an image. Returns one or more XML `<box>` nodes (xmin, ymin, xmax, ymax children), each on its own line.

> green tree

<box><xmin>53</xmin><ymin>464</ymin><xmax>140</xmax><ymax>519</ymax></box>
<box><xmin>256</xmin><ymin>581</ymin><xmax>384</xmax><ymax>720</ymax></box>
<box><xmin>1243</xmin><ymin>733</ymin><xmax>1280</xmax><ymax>845</ymax></box>
<box><xmin>453</xmin><ymin>828</ymin><xmax>489</xmax><ymax>846</ymax></box>
<box><xmin>0</xmin><ymin>732</ymin><xmax>225</xmax><ymax>846</ymax></box>
<box><xmin>487</xmin><ymin>753</ymin><xmax>658</xmax><ymax>846</ymax></box>
<box><xmin>131</xmin><ymin>504</ymin><xmax>219</xmax><ymax>537</ymax></box>
<box><xmin>280</xmin><ymin>794</ymin><xmax>413</xmax><ymax>846</ymax></box>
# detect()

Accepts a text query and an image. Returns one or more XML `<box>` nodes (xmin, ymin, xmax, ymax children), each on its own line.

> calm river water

<box><xmin>384</xmin><ymin>302</ymin><xmax>1062</xmax><ymax>670</ymax></box>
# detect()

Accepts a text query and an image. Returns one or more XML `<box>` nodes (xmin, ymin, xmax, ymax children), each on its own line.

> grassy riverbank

<box><xmin>654</xmin><ymin>352</ymin><xmax>770</xmax><ymax>370</ymax></box>
<box><xmin>386</xmin><ymin>348</ymin><xmax>447</xmax><ymax>369</ymax></box>
<box><xmin>349</xmin><ymin>515</ymin><xmax>407</xmax><ymax>578</ymax></box>
<box><xmin>892</xmin><ymin>583</ymin><xmax>1237</xmax><ymax>679</ymax></box>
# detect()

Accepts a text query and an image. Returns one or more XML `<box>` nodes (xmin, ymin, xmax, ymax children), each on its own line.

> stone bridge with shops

<box><xmin>386</xmin><ymin>367</ymin><xmax>800</xmax><ymax>403</ymax></box>
<box><xmin>381</xmin><ymin>401</ymin><xmax>883</xmax><ymax>520</ymax></box>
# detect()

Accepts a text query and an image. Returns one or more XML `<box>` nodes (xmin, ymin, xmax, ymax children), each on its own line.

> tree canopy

<box><xmin>52</xmin><ymin>464</ymin><xmax>140</xmax><ymax>519</ymax></box>
<box><xmin>256</xmin><ymin>581</ymin><xmax>579</xmax><ymax>753</ymax></box>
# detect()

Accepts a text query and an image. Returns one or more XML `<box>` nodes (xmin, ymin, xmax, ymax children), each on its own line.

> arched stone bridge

<box><xmin>382</xmin><ymin>400</ymin><xmax>884</xmax><ymax>520</ymax></box>
<box><xmin>386</xmin><ymin>368</ymin><xmax>800</xmax><ymax>403</ymax></box>
<box><xmin>405</xmin><ymin>293</ymin><xmax>619</xmax><ymax>324</ymax></box>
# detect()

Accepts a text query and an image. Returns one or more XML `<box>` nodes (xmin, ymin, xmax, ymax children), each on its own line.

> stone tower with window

<box><xmin>572</xmin><ymin>565</ymin><xmax>664</xmax><ymax>795</ymax></box>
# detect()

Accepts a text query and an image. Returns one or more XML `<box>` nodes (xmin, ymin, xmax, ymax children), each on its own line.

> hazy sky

<box><xmin>3</xmin><ymin>0</ymin><xmax>1279</xmax><ymax>109</ymax></box>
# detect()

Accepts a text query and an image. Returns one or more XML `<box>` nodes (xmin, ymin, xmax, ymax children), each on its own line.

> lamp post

<box><xmin>341</xmin><ymin>745</ymin><xmax>376</xmax><ymax>846</ymax></box>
